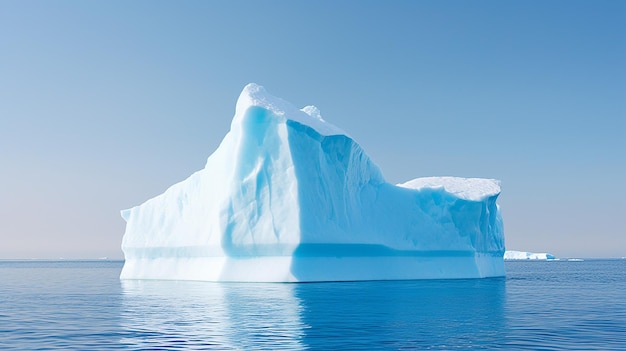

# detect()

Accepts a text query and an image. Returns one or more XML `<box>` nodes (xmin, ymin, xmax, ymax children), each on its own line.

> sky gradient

<box><xmin>1</xmin><ymin>1</ymin><xmax>624</xmax><ymax>259</ymax></box>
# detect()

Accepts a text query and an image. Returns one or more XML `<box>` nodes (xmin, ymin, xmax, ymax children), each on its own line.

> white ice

<box><xmin>120</xmin><ymin>83</ymin><xmax>506</xmax><ymax>282</ymax></box>
<box><xmin>504</xmin><ymin>250</ymin><xmax>556</xmax><ymax>260</ymax></box>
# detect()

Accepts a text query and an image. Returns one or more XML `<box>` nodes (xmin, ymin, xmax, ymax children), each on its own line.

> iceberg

<box><xmin>504</xmin><ymin>250</ymin><xmax>556</xmax><ymax>260</ymax></box>
<box><xmin>120</xmin><ymin>84</ymin><xmax>506</xmax><ymax>282</ymax></box>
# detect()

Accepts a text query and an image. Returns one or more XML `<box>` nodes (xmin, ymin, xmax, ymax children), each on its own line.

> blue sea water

<box><xmin>1</xmin><ymin>260</ymin><xmax>624</xmax><ymax>350</ymax></box>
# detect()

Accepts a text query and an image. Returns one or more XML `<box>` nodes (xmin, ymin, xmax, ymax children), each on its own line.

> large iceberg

<box><xmin>120</xmin><ymin>84</ymin><xmax>505</xmax><ymax>282</ymax></box>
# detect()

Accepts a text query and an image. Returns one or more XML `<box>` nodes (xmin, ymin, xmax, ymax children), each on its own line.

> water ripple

<box><xmin>1</xmin><ymin>260</ymin><xmax>625</xmax><ymax>350</ymax></box>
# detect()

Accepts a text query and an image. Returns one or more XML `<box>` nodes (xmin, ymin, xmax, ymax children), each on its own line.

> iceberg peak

<box><xmin>234</xmin><ymin>83</ymin><xmax>346</xmax><ymax>137</ymax></box>
<box><xmin>301</xmin><ymin>105</ymin><xmax>324</xmax><ymax>121</ymax></box>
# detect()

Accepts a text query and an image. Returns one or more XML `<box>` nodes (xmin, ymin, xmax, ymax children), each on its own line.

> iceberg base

<box><xmin>120</xmin><ymin>254</ymin><xmax>505</xmax><ymax>282</ymax></box>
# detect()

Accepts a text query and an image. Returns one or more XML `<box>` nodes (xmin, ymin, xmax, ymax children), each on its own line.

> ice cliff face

<box><xmin>120</xmin><ymin>84</ymin><xmax>505</xmax><ymax>281</ymax></box>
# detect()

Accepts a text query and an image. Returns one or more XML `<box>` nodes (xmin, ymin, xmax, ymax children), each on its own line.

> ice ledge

<box><xmin>398</xmin><ymin>176</ymin><xmax>501</xmax><ymax>201</ymax></box>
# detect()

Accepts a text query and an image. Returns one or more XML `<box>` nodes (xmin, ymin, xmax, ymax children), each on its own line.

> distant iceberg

<box><xmin>504</xmin><ymin>250</ymin><xmax>556</xmax><ymax>260</ymax></box>
<box><xmin>120</xmin><ymin>84</ymin><xmax>506</xmax><ymax>282</ymax></box>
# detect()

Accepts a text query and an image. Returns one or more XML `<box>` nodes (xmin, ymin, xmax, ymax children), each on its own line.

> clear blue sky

<box><xmin>1</xmin><ymin>1</ymin><xmax>624</xmax><ymax>259</ymax></box>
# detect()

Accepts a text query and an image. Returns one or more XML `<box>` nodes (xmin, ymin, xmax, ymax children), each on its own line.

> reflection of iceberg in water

<box><xmin>294</xmin><ymin>279</ymin><xmax>506</xmax><ymax>349</ymax></box>
<box><xmin>120</xmin><ymin>281</ymin><xmax>306</xmax><ymax>350</ymax></box>
<box><xmin>120</xmin><ymin>278</ymin><xmax>505</xmax><ymax>350</ymax></box>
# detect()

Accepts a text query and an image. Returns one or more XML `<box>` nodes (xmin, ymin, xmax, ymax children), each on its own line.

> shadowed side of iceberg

<box><xmin>285</xmin><ymin>119</ymin><xmax>505</xmax><ymax>280</ymax></box>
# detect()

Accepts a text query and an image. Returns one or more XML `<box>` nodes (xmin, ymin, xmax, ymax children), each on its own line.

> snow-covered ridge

<box><xmin>234</xmin><ymin>83</ymin><xmax>347</xmax><ymax>137</ymax></box>
<box><xmin>399</xmin><ymin>177</ymin><xmax>501</xmax><ymax>201</ymax></box>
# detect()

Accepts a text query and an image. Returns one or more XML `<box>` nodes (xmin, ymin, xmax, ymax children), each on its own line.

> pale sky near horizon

<box><xmin>1</xmin><ymin>1</ymin><xmax>624</xmax><ymax>259</ymax></box>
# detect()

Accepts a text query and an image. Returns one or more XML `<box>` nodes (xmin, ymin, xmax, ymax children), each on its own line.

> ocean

<box><xmin>1</xmin><ymin>259</ymin><xmax>624</xmax><ymax>350</ymax></box>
